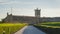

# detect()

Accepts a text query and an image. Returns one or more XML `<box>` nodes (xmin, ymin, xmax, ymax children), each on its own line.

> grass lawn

<box><xmin>35</xmin><ymin>22</ymin><xmax>60</xmax><ymax>28</ymax></box>
<box><xmin>0</xmin><ymin>23</ymin><xmax>27</xmax><ymax>34</ymax></box>
<box><xmin>34</xmin><ymin>22</ymin><xmax>60</xmax><ymax>34</ymax></box>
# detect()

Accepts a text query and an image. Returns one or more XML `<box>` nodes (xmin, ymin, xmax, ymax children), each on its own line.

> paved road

<box><xmin>15</xmin><ymin>25</ymin><xmax>46</xmax><ymax>34</ymax></box>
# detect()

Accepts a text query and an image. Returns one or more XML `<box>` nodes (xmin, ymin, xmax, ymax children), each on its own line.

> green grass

<box><xmin>34</xmin><ymin>22</ymin><xmax>60</xmax><ymax>34</ymax></box>
<box><xmin>35</xmin><ymin>22</ymin><xmax>60</xmax><ymax>28</ymax></box>
<box><xmin>0</xmin><ymin>23</ymin><xmax>27</xmax><ymax>34</ymax></box>
<box><xmin>41</xmin><ymin>22</ymin><xmax>60</xmax><ymax>26</ymax></box>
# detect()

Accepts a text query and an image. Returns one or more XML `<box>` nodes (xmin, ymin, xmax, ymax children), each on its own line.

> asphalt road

<box><xmin>15</xmin><ymin>25</ymin><xmax>46</xmax><ymax>34</ymax></box>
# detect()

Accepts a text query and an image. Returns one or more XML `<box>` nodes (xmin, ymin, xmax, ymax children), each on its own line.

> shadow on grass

<box><xmin>34</xmin><ymin>26</ymin><xmax>60</xmax><ymax>34</ymax></box>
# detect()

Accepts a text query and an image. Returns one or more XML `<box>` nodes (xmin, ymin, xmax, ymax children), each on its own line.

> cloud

<box><xmin>0</xmin><ymin>0</ymin><xmax>60</xmax><ymax>8</ymax></box>
<box><xmin>11</xmin><ymin>8</ymin><xmax>34</xmax><ymax>16</ymax></box>
<box><xmin>0</xmin><ymin>8</ymin><xmax>60</xmax><ymax>21</ymax></box>
<box><xmin>0</xmin><ymin>0</ymin><xmax>10</xmax><ymax>3</ymax></box>
<box><xmin>0</xmin><ymin>8</ymin><xmax>34</xmax><ymax>15</ymax></box>
<box><xmin>0</xmin><ymin>1</ymin><xmax>38</xmax><ymax>5</ymax></box>
<box><xmin>0</xmin><ymin>0</ymin><xmax>60</xmax><ymax>21</ymax></box>
<box><xmin>1</xmin><ymin>8</ymin><xmax>60</xmax><ymax>17</ymax></box>
<box><xmin>41</xmin><ymin>8</ymin><xmax>60</xmax><ymax>17</ymax></box>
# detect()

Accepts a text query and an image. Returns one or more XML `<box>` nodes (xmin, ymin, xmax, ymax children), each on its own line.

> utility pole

<box><xmin>11</xmin><ymin>7</ymin><xmax>12</xmax><ymax>15</ymax></box>
<box><xmin>10</xmin><ymin>7</ymin><xmax>13</xmax><ymax>23</ymax></box>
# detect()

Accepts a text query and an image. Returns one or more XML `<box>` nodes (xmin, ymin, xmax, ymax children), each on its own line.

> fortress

<box><xmin>2</xmin><ymin>8</ymin><xmax>60</xmax><ymax>24</ymax></box>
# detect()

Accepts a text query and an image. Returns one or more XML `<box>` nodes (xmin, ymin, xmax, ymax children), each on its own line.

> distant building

<box><xmin>2</xmin><ymin>8</ymin><xmax>60</xmax><ymax>24</ymax></box>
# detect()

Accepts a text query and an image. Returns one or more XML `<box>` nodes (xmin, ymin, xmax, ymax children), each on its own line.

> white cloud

<box><xmin>0</xmin><ymin>0</ymin><xmax>10</xmax><ymax>3</ymax></box>
<box><xmin>2</xmin><ymin>8</ymin><xmax>60</xmax><ymax>17</ymax></box>
<box><xmin>12</xmin><ymin>8</ymin><xmax>34</xmax><ymax>16</ymax></box>
<box><xmin>0</xmin><ymin>0</ymin><xmax>39</xmax><ymax>5</ymax></box>
<box><xmin>0</xmin><ymin>8</ymin><xmax>34</xmax><ymax>16</ymax></box>
<box><xmin>0</xmin><ymin>8</ymin><xmax>60</xmax><ymax>21</ymax></box>
<box><xmin>41</xmin><ymin>8</ymin><xmax>60</xmax><ymax>17</ymax></box>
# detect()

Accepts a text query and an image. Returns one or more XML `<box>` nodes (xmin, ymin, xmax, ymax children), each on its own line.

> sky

<box><xmin>0</xmin><ymin>0</ymin><xmax>60</xmax><ymax>21</ymax></box>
